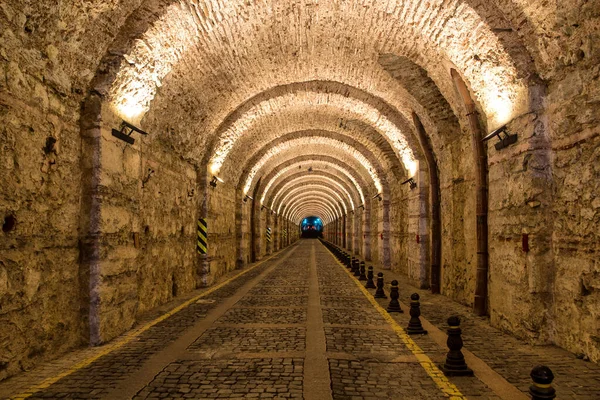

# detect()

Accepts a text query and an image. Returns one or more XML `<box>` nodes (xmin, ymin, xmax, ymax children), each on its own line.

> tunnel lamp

<box><xmin>111</xmin><ymin>121</ymin><xmax>148</xmax><ymax>145</ymax></box>
<box><xmin>372</xmin><ymin>193</ymin><xmax>382</xmax><ymax>202</ymax></box>
<box><xmin>243</xmin><ymin>194</ymin><xmax>253</xmax><ymax>203</ymax></box>
<box><xmin>210</xmin><ymin>175</ymin><xmax>224</xmax><ymax>187</ymax></box>
<box><xmin>402</xmin><ymin>177</ymin><xmax>417</xmax><ymax>190</ymax></box>
<box><xmin>482</xmin><ymin>125</ymin><xmax>518</xmax><ymax>151</ymax></box>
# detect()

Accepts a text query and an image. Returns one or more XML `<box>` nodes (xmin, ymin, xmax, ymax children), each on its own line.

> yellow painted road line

<box><xmin>11</xmin><ymin>250</ymin><xmax>284</xmax><ymax>400</ymax></box>
<box><xmin>324</xmin><ymin>245</ymin><xmax>466</xmax><ymax>400</ymax></box>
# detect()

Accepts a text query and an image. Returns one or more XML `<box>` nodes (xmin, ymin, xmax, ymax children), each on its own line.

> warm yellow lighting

<box><xmin>210</xmin><ymin>92</ymin><xmax>415</xmax><ymax>184</ymax></box>
<box><xmin>486</xmin><ymin>91</ymin><xmax>514</xmax><ymax>126</ymax></box>
<box><xmin>209</xmin><ymin>163</ymin><xmax>221</xmax><ymax>176</ymax></box>
<box><xmin>112</xmin><ymin>94</ymin><xmax>147</xmax><ymax>123</ymax></box>
<box><xmin>404</xmin><ymin>158</ymin><xmax>418</xmax><ymax>178</ymax></box>
<box><xmin>261</xmin><ymin>162</ymin><xmax>366</xmax><ymax>206</ymax></box>
<box><xmin>243</xmin><ymin>137</ymin><xmax>382</xmax><ymax>201</ymax></box>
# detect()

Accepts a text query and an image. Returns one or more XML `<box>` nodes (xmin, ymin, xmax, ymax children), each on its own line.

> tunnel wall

<box><xmin>0</xmin><ymin>0</ymin><xmax>599</xmax><ymax>381</ymax></box>
<box><xmin>546</xmin><ymin>64</ymin><xmax>600</xmax><ymax>360</ymax></box>
<box><xmin>0</xmin><ymin>70</ymin><xmax>85</xmax><ymax>381</ymax></box>
<box><xmin>93</xmin><ymin>108</ymin><xmax>200</xmax><ymax>341</ymax></box>
<box><xmin>435</xmin><ymin>131</ymin><xmax>478</xmax><ymax>307</ymax></box>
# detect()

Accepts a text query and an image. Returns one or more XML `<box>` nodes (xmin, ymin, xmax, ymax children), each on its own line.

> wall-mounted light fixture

<box><xmin>112</xmin><ymin>121</ymin><xmax>148</xmax><ymax>144</ymax></box>
<box><xmin>261</xmin><ymin>205</ymin><xmax>266</xmax><ymax>211</ymax></box>
<box><xmin>482</xmin><ymin>125</ymin><xmax>518</xmax><ymax>151</ymax></box>
<box><xmin>358</xmin><ymin>204</ymin><xmax>365</xmax><ymax>210</ymax></box>
<box><xmin>402</xmin><ymin>177</ymin><xmax>417</xmax><ymax>190</ymax></box>
<box><xmin>210</xmin><ymin>175</ymin><xmax>224</xmax><ymax>188</ymax></box>
<box><xmin>372</xmin><ymin>193</ymin><xmax>382</xmax><ymax>202</ymax></box>
<box><xmin>243</xmin><ymin>194</ymin><xmax>254</xmax><ymax>203</ymax></box>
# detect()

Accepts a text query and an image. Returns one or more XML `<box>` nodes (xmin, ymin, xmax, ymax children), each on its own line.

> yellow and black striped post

<box><xmin>266</xmin><ymin>227</ymin><xmax>272</xmax><ymax>243</ymax></box>
<box><xmin>197</xmin><ymin>218</ymin><xmax>207</xmax><ymax>255</ymax></box>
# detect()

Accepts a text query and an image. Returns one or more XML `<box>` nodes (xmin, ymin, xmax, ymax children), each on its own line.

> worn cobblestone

<box><xmin>324</xmin><ymin>327</ymin><xmax>410</xmax><ymax>358</ymax></box>
<box><xmin>375</xmin><ymin>267</ymin><xmax>600</xmax><ymax>399</ymax></box>
<box><xmin>249</xmin><ymin>286</ymin><xmax>309</xmax><ymax>296</ymax></box>
<box><xmin>329</xmin><ymin>359</ymin><xmax>446</xmax><ymax>400</ymax></box>
<box><xmin>189</xmin><ymin>327</ymin><xmax>306</xmax><ymax>353</ymax></box>
<box><xmin>321</xmin><ymin>296</ymin><xmax>373</xmax><ymax>309</ymax></box>
<box><xmin>6</xmin><ymin>241</ymin><xmax>597</xmax><ymax>400</ymax></box>
<box><xmin>218</xmin><ymin>307</ymin><xmax>306</xmax><ymax>325</ymax></box>
<box><xmin>133</xmin><ymin>358</ymin><xmax>304</xmax><ymax>399</ymax></box>
<box><xmin>236</xmin><ymin>295</ymin><xmax>309</xmax><ymax>307</ymax></box>
<box><xmin>23</xmin><ymin>260</ymin><xmax>276</xmax><ymax>399</ymax></box>
<box><xmin>322</xmin><ymin>307</ymin><xmax>387</xmax><ymax>326</ymax></box>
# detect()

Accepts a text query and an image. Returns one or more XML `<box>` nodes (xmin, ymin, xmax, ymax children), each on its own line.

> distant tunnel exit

<box><xmin>301</xmin><ymin>216</ymin><xmax>323</xmax><ymax>238</ymax></box>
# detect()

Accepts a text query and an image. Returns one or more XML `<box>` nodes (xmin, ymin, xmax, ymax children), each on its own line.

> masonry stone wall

<box><xmin>206</xmin><ymin>184</ymin><xmax>238</xmax><ymax>284</ymax></box>
<box><xmin>0</xmin><ymin>88</ymin><xmax>84</xmax><ymax>380</ymax></box>
<box><xmin>437</xmin><ymin>134</ymin><xmax>478</xmax><ymax>306</ymax></box>
<box><xmin>0</xmin><ymin>0</ymin><xmax>599</xmax><ymax>382</ymax></box>
<box><xmin>547</xmin><ymin>61</ymin><xmax>600</xmax><ymax>361</ymax></box>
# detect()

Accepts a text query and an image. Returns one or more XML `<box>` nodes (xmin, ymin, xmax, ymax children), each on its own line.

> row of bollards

<box><xmin>321</xmin><ymin>239</ymin><xmax>557</xmax><ymax>400</ymax></box>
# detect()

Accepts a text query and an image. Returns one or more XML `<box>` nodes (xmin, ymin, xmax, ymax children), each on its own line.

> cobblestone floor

<box><xmin>366</xmin><ymin>252</ymin><xmax>600</xmax><ymax>400</ymax></box>
<box><xmin>133</xmin><ymin>358</ymin><xmax>304</xmax><ymax>399</ymax></box>
<box><xmin>1</xmin><ymin>240</ymin><xmax>598</xmax><ymax>399</ymax></box>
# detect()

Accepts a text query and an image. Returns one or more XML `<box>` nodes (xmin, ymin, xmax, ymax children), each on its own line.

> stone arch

<box><xmin>267</xmin><ymin>172</ymin><xmax>359</xmax><ymax>211</ymax></box>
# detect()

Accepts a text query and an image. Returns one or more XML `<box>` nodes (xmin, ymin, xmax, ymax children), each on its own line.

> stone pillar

<box><xmin>237</xmin><ymin>191</ymin><xmax>249</xmax><ymax>269</ymax></box>
<box><xmin>346</xmin><ymin>212</ymin><xmax>353</xmax><ymax>252</ymax></box>
<box><xmin>353</xmin><ymin>210</ymin><xmax>360</xmax><ymax>256</ymax></box>
<box><xmin>274</xmin><ymin>215</ymin><xmax>280</xmax><ymax>251</ymax></box>
<box><xmin>407</xmin><ymin>161</ymin><xmax>429</xmax><ymax>287</ymax></box>
<box><xmin>265</xmin><ymin>210</ymin><xmax>272</xmax><ymax>255</ymax></box>
<box><xmin>342</xmin><ymin>215</ymin><xmax>347</xmax><ymax>248</ymax></box>
<box><xmin>363</xmin><ymin>200</ymin><xmax>372</xmax><ymax>261</ymax></box>
<box><xmin>379</xmin><ymin>192</ymin><xmax>391</xmax><ymax>269</ymax></box>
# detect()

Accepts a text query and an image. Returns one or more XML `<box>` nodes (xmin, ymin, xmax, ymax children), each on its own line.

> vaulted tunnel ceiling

<box><xmin>77</xmin><ymin>0</ymin><xmax>544</xmax><ymax>225</ymax></box>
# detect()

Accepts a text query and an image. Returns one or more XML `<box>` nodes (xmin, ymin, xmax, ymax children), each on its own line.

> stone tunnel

<box><xmin>0</xmin><ymin>0</ymin><xmax>599</xmax><ymax>398</ymax></box>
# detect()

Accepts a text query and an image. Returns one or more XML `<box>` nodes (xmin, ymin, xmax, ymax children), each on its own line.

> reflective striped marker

<box><xmin>197</xmin><ymin>218</ymin><xmax>207</xmax><ymax>254</ymax></box>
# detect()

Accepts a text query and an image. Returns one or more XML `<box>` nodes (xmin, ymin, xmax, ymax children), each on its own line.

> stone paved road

<box><xmin>2</xmin><ymin>240</ymin><xmax>597</xmax><ymax>399</ymax></box>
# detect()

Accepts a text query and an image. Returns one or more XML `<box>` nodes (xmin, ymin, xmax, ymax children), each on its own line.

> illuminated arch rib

<box><xmin>285</xmin><ymin>199</ymin><xmax>338</xmax><ymax>223</ymax></box>
<box><xmin>269</xmin><ymin>175</ymin><xmax>355</xmax><ymax>211</ymax></box>
<box><xmin>282</xmin><ymin>191</ymin><xmax>345</xmax><ymax>219</ymax></box>
<box><xmin>242</xmin><ymin>138</ymin><xmax>383</xmax><ymax>195</ymax></box>
<box><xmin>275</xmin><ymin>184</ymin><xmax>349</xmax><ymax>215</ymax></box>
<box><xmin>210</xmin><ymin>91</ymin><xmax>417</xmax><ymax>177</ymax></box>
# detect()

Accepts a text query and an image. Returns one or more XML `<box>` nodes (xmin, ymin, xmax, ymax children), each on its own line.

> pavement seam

<box><xmin>322</xmin><ymin>242</ymin><xmax>467</xmax><ymax>400</ymax></box>
<box><xmin>106</xmin><ymin>245</ymin><xmax>300</xmax><ymax>399</ymax></box>
<box><xmin>9</xmin><ymin>247</ymin><xmax>290</xmax><ymax>400</ymax></box>
<box><xmin>303</xmin><ymin>242</ymin><xmax>334</xmax><ymax>400</ymax></box>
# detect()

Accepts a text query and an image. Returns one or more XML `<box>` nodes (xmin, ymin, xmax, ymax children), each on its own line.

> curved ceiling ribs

<box><xmin>100</xmin><ymin>1</ymin><xmax>538</xmax><ymax>226</ymax></box>
<box><xmin>269</xmin><ymin>173</ymin><xmax>357</xmax><ymax>211</ymax></box>
<box><xmin>260</xmin><ymin>158</ymin><xmax>369</xmax><ymax>207</ymax></box>
<box><xmin>279</xmin><ymin>186</ymin><xmax>348</xmax><ymax>216</ymax></box>
<box><xmin>285</xmin><ymin>198</ymin><xmax>339</xmax><ymax>223</ymax></box>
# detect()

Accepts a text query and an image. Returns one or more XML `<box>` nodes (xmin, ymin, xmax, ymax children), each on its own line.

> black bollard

<box><xmin>386</xmin><ymin>280</ymin><xmax>403</xmax><ymax>313</ymax></box>
<box><xmin>529</xmin><ymin>365</ymin><xmax>556</xmax><ymax>400</ymax></box>
<box><xmin>406</xmin><ymin>293</ymin><xmax>427</xmax><ymax>335</ymax></box>
<box><xmin>353</xmin><ymin>260</ymin><xmax>361</xmax><ymax>277</ymax></box>
<box><xmin>348</xmin><ymin>257</ymin><xmax>355</xmax><ymax>270</ymax></box>
<box><xmin>440</xmin><ymin>316</ymin><xmax>473</xmax><ymax>376</ymax></box>
<box><xmin>365</xmin><ymin>266</ymin><xmax>376</xmax><ymax>289</ymax></box>
<box><xmin>374</xmin><ymin>273</ymin><xmax>387</xmax><ymax>298</ymax></box>
<box><xmin>359</xmin><ymin>261</ymin><xmax>367</xmax><ymax>281</ymax></box>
